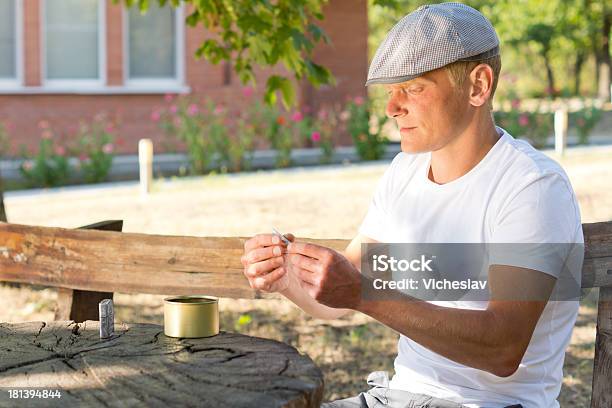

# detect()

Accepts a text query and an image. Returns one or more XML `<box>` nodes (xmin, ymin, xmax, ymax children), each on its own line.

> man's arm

<box><xmin>356</xmin><ymin>265</ymin><xmax>555</xmax><ymax>377</ymax></box>
<box><xmin>280</xmin><ymin>233</ymin><xmax>379</xmax><ymax>320</ymax></box>
<box><xmin>286</xmin><ymin>241</ymin><xmax>556</xmax><ymax>377</ymax></box>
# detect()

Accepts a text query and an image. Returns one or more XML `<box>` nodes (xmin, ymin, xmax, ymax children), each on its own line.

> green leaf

<box><xmin>138</xmin><ymin>0</ymin><xmax>149</xmax><ymax>14</ymax></box>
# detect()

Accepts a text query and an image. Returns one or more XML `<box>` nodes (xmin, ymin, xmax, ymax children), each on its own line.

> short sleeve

<box><xmin>489</xmin><ymin>172</ymin><xmax>584</xmax><ymax>279</ymax></box>
<box><xmin>358</xmin><ymin>154</ymin><xmax>402</xmax><ymax>242</ymax></box>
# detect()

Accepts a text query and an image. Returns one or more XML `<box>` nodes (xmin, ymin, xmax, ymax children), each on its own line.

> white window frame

<box><xmin>40</xmin><ymin>0</ymin><xmax>106</xmax><ymax>89</ymax></box>
<box><xmin>0</xmin><ymin>0</ymin><xmax>24</xmax><ymax>88</ymax></box>
<box><xmin>123</xmin><ymin>3</ymin><xmax>185</xmax><ymax>90</ymax></box>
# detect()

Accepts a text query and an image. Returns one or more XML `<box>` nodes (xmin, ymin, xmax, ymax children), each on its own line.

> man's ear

<box><xmin>468</xmin><ymin>64</ymin><xmax>494</xmax><ymax>108</ymax></box>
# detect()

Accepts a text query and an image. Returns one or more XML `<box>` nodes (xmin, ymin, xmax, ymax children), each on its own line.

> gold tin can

<box><xmin>163</xmin><ymin>296</ymin><xmax>219</xmax><ymax>338</ymax></box>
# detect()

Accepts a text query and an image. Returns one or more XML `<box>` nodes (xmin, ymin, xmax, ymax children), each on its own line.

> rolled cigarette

<box><xmin>272</xmin><ymin>227</ymin><xmax>291</xmax><ymax>245</ymax></box>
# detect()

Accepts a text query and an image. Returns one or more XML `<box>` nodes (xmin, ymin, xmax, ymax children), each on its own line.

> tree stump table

<box><xmin>0</xmin><ymin>321</ymin><xmax>324</xmax><ymax>407</ymax></box>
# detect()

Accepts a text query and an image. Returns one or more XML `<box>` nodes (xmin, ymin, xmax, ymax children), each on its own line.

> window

<box><xmin>0</xmin><ymin>0</ymin><xmax>20</xmax><ymax>85</ymax></box>
<box><xmin>126</xmin><ymin>2</ymin><xmax>183</xmax><ymax>86</ymax></box>
<box><xmin>43</xmin><ymin>0</ymin><xmax>104</xmax><ymax>85</ymax></box>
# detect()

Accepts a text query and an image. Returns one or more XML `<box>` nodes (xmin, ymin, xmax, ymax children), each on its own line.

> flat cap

<box><xmin>366</xmin><ymin>2</ymin><xmax>499</xmax><ymax>86</ymax></box>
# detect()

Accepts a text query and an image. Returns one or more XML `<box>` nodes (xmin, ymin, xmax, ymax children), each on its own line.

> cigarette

<box><xmin>272</xmin><ymin>227</ymin><xmax>291</xmax><ymax>245</ymax></box>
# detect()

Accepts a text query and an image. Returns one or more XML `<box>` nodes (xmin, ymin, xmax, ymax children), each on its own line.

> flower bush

<box><xmin>312</xmin><ymin>107</ymin><xmax>340</xmax><ymax>164</ymax></box>
<box><xmin>156</xmin><ymin>97</ymin><xmax>220</xmax><ymax>174</ymax></box>
<box><xmin>71</xmin><ymin>116</ymin><xmax>116</xmax><ymax>183</ymax></box>
<box><xmin>19</xmin><ymin>122</ymin><xmax>70</xmax><ymax>188</ymax></box>
<box><xmin>16</xmin><ymin>116</ymin><xmax>117</xmax><ymax>188</ymax></box>
<box><xmin>157</xmin><ymin>91</ymin><xmax>389</xmax><ymax>171</ymax></box>
<box><xmin>345</xmin><ymin>96</ymin><xmax>388</xmax><ymax>161</ymax></box>
<box><xmin>0</xmin><ymin>123</ymin><xmax>10</xmax><ymax>157</ymax></box>
<box><xmin>571</xmin><ymin>104</ymin><xmax>602</xmax><ymax>145</ymax></box>
<box><xmin>494</xmin><ymin>97</ymin><xmax>554</xmax><ymax>149</ymax></box>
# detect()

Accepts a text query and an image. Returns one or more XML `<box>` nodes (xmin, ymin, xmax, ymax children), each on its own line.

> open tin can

<box><xmin>163</xmin><ymin>296</ymin><xmax>219</xmax><ymax>338</ymax></box>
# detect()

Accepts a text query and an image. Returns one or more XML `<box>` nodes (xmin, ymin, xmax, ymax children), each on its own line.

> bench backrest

<box><xmin>0</xmin><ymin>220</ymin><xmax>610</xmax><ymax>407</ymax></box>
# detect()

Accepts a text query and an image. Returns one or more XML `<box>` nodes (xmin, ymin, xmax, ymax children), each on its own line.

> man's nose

<box><xmin>386</xmin><ymin>97</ymin><xmax>407</xmax><ymax>118</ymax></box>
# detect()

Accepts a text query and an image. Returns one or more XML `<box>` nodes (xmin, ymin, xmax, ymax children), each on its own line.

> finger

<box><xmin>246</xmin><ymin>256</ymin><xmax>284</xmax><ymax>279</ymax></box>
<box><xmin>284</xmin><ymin>233</ymin><xmax>296</xmax><ymax>243</ymax></box>
<box><xmin>286</xmin><ymin>241</ymin><xmax>326</xmax><ymax>259</ymax></box>
<box><xmin>246</xmin><ymin>245</ymin><xmax>283</xmax><ymax>264</ymax></box>
<box><xmin>298</xmin><ymin>278</ymin><xmax>319</xmax><ymax>299</ymax></box>
<box><xmin>286</xmin><ymin>253</ymin><xmax>321</xmax><ymax>274</ymax></box>
<box><xmin>244</xmin><ymin>234</ymin><xmax>280</xmax><ymax>253</ymax></box>
<box><xmin>293</xmin><ymin>265</ymin><xmax>319</xmax><ymax>286</ymax></box>
<box><xmin>252</xmin><ymin>266</ymin><xmax>286</xmax><ymax>292</ymax></box>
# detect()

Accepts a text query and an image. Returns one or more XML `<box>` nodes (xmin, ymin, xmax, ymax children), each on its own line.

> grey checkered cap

<box><xmin>366</xmin><ymin>2</ymin><xmax>499</xmax><ymax>86</ymax></box>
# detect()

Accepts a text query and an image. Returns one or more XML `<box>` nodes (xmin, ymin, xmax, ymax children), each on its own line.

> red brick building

<box><xmin>0</xmin><ymin>0</ymin><xmax>368</xmax><ymax>155</ymax></box>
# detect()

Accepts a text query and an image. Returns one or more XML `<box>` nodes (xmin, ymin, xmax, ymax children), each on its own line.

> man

<box><xmin>241</xmin><ymin>3</ymin><xmax>583</xmax><ymax>407</ymax></box>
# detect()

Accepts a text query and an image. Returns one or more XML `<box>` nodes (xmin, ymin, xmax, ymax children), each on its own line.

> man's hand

<box><xmin>285</xmin><ymin>241</ymin><xmax>362</xmax><ymax>309</ymax></box>
<box><xmin>241</xmin><ymin>233</ymin><xmax>295</xmax><ymax>293</ymax></box>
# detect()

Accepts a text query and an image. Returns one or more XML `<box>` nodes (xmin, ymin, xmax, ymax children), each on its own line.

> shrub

<box><xmin>345</xmin><ymin>96</ymin><xmax>388</xmax><ymax>161</ymax></box>
<box><xmin>72</xmin><ymin>118</ymin><xmax>116</xmax><ymax>183</ymax></box>
<box><xmin>19</xmin><ymin>123</ymin><xmax>70</xmax><ymax>188</ymax></box>
<box><xmin>572</xmin><ymin>105</ymin><xmax>602</xmax><ymax>145</ymax></box>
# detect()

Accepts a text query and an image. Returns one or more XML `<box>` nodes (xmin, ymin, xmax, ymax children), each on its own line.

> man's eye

<box><xmin>409</xmin><ymin>87</ymin><xmax>423</xmax><ymax>93</ymax></box>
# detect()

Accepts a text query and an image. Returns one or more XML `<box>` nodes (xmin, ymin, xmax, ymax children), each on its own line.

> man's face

<box><xmin>384</xmin><ymin>68</ymin><xmax>470</xmax><ymax>153</ymax></box>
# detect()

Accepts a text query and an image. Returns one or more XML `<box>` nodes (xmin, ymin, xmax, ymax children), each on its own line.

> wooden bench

<box><xmin>0</xmin><ymin>220</ymin><xmax>610</xmax><ymax>407</ymax></box>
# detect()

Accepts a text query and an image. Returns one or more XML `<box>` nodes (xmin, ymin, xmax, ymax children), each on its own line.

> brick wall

<box><xmin>0</xmin><ymin>0</ymin><xmax>367</xmax><ymax>155</ymax></box>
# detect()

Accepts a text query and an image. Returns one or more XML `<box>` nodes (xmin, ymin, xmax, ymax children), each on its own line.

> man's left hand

<box><xmin>285</xmin><ymin>242</ymin><xmax>362</xmax><ymax>309</ymax></box>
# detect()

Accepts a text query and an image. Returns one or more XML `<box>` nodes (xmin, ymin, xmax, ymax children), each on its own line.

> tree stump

<box><xmin>0</xmin><ymin>321</ymin><xmax>324</xmax><ymax>407</ymax></box>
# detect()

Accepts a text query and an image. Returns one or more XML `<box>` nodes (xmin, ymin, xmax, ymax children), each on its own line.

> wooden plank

<box><xmin>0</xmin><ymin>321</ymin><xmax>324</xmax><ymax>408</ymax></box>
<box><xmin>54</xmin><ymin>220</ymin><xmax>123</xmax><ymax>322</ymax></box>
<box><xmin>0</xmin><ymin>222</ymin><xmax>348</xmax><ymax>299</ymax></box>
<box><xmin>591</xmin><ymin>286</ymin><xmax>612</xmax><ymax>408</ymax></box>
<box><xmin>582</xmin><ymin>222</ymin><xmax>612</xmax><ymax>288</ymax></box>
<box><xmin>1</xmin><ymin>221</ymin><xmax>611</xmax><ymax>295</ymax></box>
<box><xmin>0</xmin><ymin>168</ymin><xmax>6</xmax><ymax>222</ymax></box>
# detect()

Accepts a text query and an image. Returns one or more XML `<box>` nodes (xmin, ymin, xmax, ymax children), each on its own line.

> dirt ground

<box><xmin>2</xmin><ymin>146</ymin><xmax>611</xmax><ymax>406</ymax></box>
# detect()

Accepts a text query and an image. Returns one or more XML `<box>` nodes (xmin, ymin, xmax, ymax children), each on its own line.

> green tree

<box><xmin>122</xmin><ymin>0</ymin><xmax>397</xmax><ymax>108</ymax></box>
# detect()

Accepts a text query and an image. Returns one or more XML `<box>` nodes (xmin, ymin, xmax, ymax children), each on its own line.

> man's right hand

<box><xmin>241</xmin><ymin>233</ymin><xmax>295</xmax><ymax>293</ymax></box>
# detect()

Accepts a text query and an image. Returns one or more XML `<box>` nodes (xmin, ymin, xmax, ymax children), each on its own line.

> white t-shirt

<box><xmin>358</xmin><ymin>126</ymin><xmax>583</xmax><ymax>408</ymax></box>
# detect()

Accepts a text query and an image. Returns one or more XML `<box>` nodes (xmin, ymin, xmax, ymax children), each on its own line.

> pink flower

<box><xmin>150</xmin><ymin>110</ymin><xmax>161</xmax><ymax>122</ymax></box>
<box><xmin>41</xmin><ymin>129</ymin><xmax>53</xmax><ymax>140</ymax></box>
<box><xmin>291</xmin><ymin>111</ymin><xmax>303</xmax><ymax>122</ymax></box>
<box><xmin>79</xmin><ymin>153</ymin><xmax>89</xmax><ymax>162</ymax></box>
<box><xmin>511</xmin><ymin>99</ymin><xmax>521</xmax><ymax>109</ymax></box>
<box><xmin>311</xmin><ymin>131</ymin><xmax>321</xmax><ymax>142</ymax></box>
<box><xmin>188</xmin><ymin>104</ymin><xmax>199</xmax><ymax>116</ymax></box>
<box><xmin>339</xmin><ymin>110</ymin><xmax>350</xmax><ymax>121</ymax></box>
<box><xmin>242</xmin><ymin>87</ymin><xmax>254</xmax><ymax>98</ymax></box>
<box><xmin>105</xmin><ymin>124</ymin><xmax>114</xmax><ymax>133</ymax></box>
<box><xmin>354</xmin><ymin>96</ymin><xmax>365</xmax><ymax>106</ymax></box>
<box><xmin>169</xmin><ymin>105</ymin><xmax>178</xmax><ymax>114</ymax></box>
<box><xmin>54</xmin><ymin>146</ymin><xmax>66</xmax><ymax>156</ymax></box>
<box><xmin>519</xmin><ymin>114</ymin><xmax>529</xmax><ymax>127</ymax></box>
<box><xmin>213</xmin><ymin>105</ymin><xmax>224</xmax><ymax>116</ymax></box>
<box><xmin>22</xmin><ymin>160</ymin><xmax>33</xmax><ymax>171</ymax></box>
<box><xmin>38</xmin><ymin>120</ymin><xmax>50</xmax><ymax>129</ymax></box>
<box><xmin>164</xmin><ymin>93</ymin><xmax>175</xmax><ymax>103</ymax></box>
<box><xmin>102</xmin><ymin>143</ymin><xmax>114</xmax><ymax>154</ymax></box>
<box><xmin>317</xmin><ymin>109</ymin><xmax>329</xmax><ymax>120</ymax></box>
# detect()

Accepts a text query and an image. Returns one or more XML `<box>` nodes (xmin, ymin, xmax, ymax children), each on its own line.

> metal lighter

<box><xmin>99</xmin><ymin>299</ymin><xmax>114</xmax><ymax>339</ymax></box>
